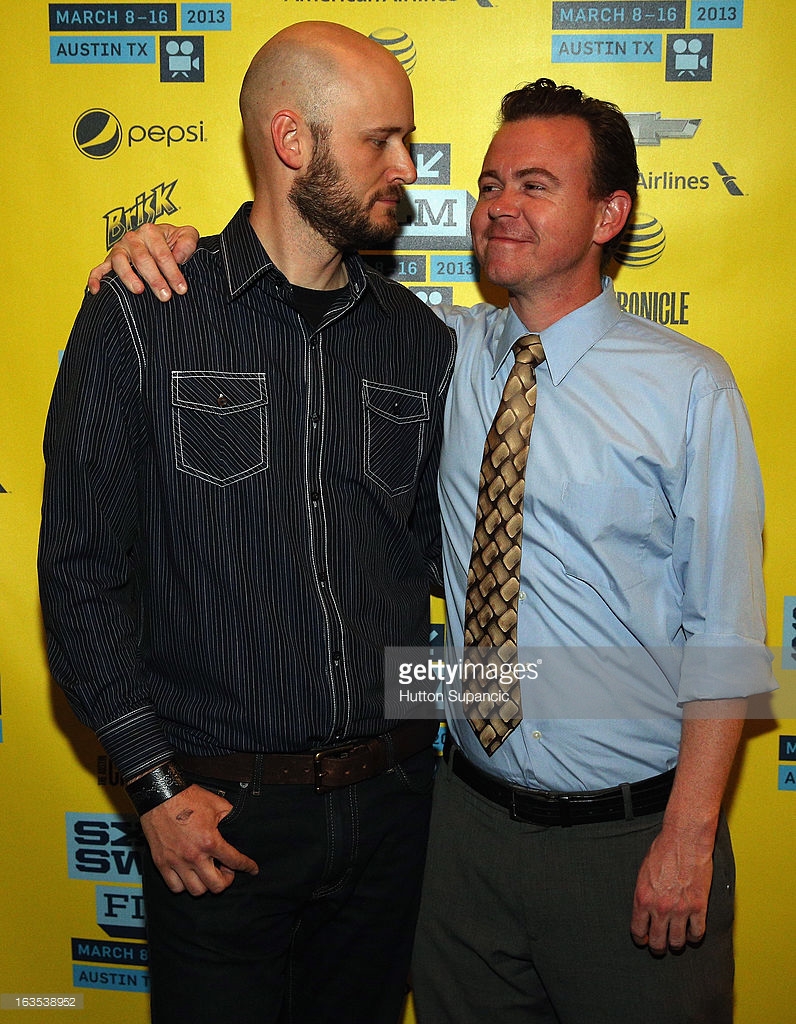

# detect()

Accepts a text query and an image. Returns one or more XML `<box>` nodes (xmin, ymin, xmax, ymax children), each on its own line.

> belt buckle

<box><xmin>509</xmin><ymin>789</ymin><xmax>572</xmax><ymax>827</ymax></box>
<box><xmin>313</xmin><ymin>740</ymin><xmax>363</xmax><ymax>793</ymax></box>
<box><xmin>509</xmin><ymin>787</ymin><xmax>541</xmax><ymax>824</ymax></box>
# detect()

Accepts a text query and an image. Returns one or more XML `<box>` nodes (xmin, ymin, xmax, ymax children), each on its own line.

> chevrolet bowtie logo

<box><xmin>624</xmin><ymin>112</ymin><xmax>701</xmax><ymax>146</ymax></box>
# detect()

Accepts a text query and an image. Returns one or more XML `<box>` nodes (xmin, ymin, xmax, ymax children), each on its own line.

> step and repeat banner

<box><xmin>1</xmin><ymin>2</ymin><xmax>793</xmax><ymax>1020</ymax></box>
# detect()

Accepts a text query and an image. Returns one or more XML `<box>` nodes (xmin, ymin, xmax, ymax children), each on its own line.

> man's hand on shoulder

<box><xmin>88</xmin><ymin>222</ymin><xmax>200</xmax><ymax>302</ymax></box>
<box><xmin>140</xmin><ymin>783</ymin><xmax>259</xmax><ymax>896</ymax></box>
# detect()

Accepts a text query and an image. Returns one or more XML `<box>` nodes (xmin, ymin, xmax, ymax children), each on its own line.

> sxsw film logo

<box><xmin>66</xmin><ymin>813</ymin><xmax>144</xmax><ymax>882</ymax></box>
<box><xmin>96</xmin><ymin>885</ymin><xmax>147</xmax><ymax>939</ymax></box>
<box><xmin>410</xmin><ymin>144</ymin><xmax>451</xmax><ymax>186</ymax></box>
<box><xmin>160</xmin><ymin>37</ymin><xmax>204</xmax><ymax>82</ymax></box>
<box><xmin>396</xmin><ymin>188</ymin><xmax>476</xmax><ymax>251</ymax></box>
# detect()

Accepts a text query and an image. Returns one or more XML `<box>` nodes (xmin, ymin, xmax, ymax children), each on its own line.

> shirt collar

<box><xmin>219</xmin><ymin>201</ymin><xmax>378</xmax><ymax>308</ymax></box>
<box><xmin>492</xmin><ymin>277</ymin><xmax>623</xmax><ymax>385</ymax></box>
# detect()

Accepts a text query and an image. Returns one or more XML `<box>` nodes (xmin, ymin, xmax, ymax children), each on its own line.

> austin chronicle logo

<box><xmin>73</xmin><ymin>109</ymin><xmax>122</xmax><ymax>159</ymax></box>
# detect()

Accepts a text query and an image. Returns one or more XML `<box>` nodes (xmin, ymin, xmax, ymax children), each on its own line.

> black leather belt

<box><xmin>446</xmin><ymin>743</ymin><xmax>674</xmax><ymax>827</ymax></box>
<box><xmin>178</xmin><ymin>720</ymin><xmax>438</xmax><ymax>793</ymax></box>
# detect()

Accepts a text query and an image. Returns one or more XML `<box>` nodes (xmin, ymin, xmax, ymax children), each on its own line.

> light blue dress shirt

<box><xmin>437</xmin><ymin>281</ymin><xmax>774</xmax><ymax>790</ymax></box>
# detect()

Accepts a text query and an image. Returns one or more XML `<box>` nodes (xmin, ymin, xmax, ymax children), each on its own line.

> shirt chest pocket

<box><xmin>557</xmin><ymin>481</ymin><xmax>654</xmax><ymax>593</ymax></box>
<box><xmin>171</xmin><ymin>371</ymin><xmax>269</xmax><ymax>486</ymax></box>
<box><xmin>362</xmin><ymin>380</ymin><xmax>429</xmax><ymax>497</ymax></box>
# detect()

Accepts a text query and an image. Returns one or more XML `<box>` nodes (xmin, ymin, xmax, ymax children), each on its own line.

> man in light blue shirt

<box><xmin>411</xmin><ymin>80</ymin><xmax>772</xmax><ymax>1024</ymax></box>
<box><xmin>90</xmin><ymin>77</ymin><xmax>772</xmax><ymax>1024</ymax></box>
<box><xmin>438</xmin><ymin>283</ymin><xmax>769</xmax><ymax>793</ymax></box>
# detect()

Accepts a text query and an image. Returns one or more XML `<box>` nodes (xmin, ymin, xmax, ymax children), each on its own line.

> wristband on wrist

<box><xmin>125</xmin><ymin>762</ymin><xmax>189</xmax><ymax>816</ymax></box>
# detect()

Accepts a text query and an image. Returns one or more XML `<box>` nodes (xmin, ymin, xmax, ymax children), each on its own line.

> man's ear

<box><xmin>271</xmin><ymin>109</ymin><xmax>306</xmax><ymax>170</ymax></box>
<box><xmin>594</xmin><ymin>191</ymin><xmax>632</xmax><ymax>245</ymax></box>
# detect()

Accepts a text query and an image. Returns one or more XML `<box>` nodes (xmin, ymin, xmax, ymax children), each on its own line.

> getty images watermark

<box><xmin>396</xmin><ymin>654</ymin><xmax>540</xmax><ymax>708</ymax></box>
<box><xmin>384</xmin><ymin>645</ymin><xmax>785</xmax><ymax>721</ymax></box>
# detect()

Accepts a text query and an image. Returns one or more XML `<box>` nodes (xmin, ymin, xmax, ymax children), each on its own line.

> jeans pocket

<box><xmin>181</xmin><ymin>769</ymin><xmax>251</xmax><ymax>829</ymax></box>
<box><xmin>172</xmin><ymin>370</ymin><xmax>268</xmax><ymax>486</ymax></box>
<box><xmin>392</xmin><ymin>748</ymin><xmax>436</xmax><ymax>796</ymax></box>
<box><xmin>362</xmin><ymin>380</ymin><xmax>429</xmax><ymax>496</ymax></box>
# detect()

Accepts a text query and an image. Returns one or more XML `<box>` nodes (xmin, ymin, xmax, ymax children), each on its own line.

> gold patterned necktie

<box><xmin>463</xmin><ymin>333</ymin><xmax>545</xmax><ymax>755</ymax></box>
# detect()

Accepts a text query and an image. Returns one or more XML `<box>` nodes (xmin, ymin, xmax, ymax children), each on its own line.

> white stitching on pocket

<box><xmin>172</xmin><ymin>370</ymin><xmax>269</xmax><ymax>486</ymax></box>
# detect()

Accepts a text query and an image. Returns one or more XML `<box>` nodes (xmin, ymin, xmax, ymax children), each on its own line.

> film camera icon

<box><xmin>165</xmin><ymin>39</ymin><xmax>202</xmax><ymax>78</ymax></box>
<box><xmin>672</xmin><ymin>38</ymin><xmax>710</xmax><ymax>76</ymax></box>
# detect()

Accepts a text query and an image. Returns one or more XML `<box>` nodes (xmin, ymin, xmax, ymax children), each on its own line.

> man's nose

<box><xmin>389</xmin><ymin>143</ymin><xmax>417</xmax><ymax>185</ymax></box>
<box><xmin>488</xmin><ymin>195</ymin><xmax>519</xmax><ymax>218</ymax></box>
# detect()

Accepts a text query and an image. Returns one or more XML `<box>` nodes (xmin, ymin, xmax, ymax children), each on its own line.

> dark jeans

<box><xmin>141</xmin><ymin>748</ymin><xmax>435</xmax><ymax>1024</ymax></box>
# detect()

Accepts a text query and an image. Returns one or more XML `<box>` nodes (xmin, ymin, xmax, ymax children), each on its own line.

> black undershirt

<box><xmin>291</xmin><ymin>283</ymin><xmax>351</xmax><ymax>331</ymax></box>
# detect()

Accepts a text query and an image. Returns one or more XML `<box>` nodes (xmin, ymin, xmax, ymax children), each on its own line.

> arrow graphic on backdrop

<box><xmin>415</xmin><ymin>150</ymin><xmax>445</xmax><ymax>179</ymax></box>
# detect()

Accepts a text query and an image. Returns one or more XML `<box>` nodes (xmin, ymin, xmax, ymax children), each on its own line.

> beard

<box><xmin>288</xmin><ymin>132</ymin><xmax>404</xmax><ymax>251</ymax></box>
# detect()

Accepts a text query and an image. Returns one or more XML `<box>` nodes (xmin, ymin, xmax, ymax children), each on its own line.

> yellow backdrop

<box><xmin>1</xmin><ymin>2</ymin><xmax>793</xmax><ymax>1020</ymax></box>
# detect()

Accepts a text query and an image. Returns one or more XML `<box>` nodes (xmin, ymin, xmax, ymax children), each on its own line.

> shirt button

<box><xmin>531</xmin><ymin>730</ymin><xmax>542</xmax><ymax>740</ymax></box>
<box><xmin>519</xmin><ymin>591</ymin><xmax>527</xmax><ymax>601</ymax></box>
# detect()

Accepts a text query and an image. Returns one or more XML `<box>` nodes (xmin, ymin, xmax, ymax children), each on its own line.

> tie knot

<box><xmin>513</xmin><ymin>333</ymin><xmax>545</xmax><ymax>368</ymax></box>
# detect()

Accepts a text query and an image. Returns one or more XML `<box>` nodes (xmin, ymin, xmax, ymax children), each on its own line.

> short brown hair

<box><xmin>499</xmin><ymin>78</ymin><xmax>638</xmax><ymax>265</ymax></box>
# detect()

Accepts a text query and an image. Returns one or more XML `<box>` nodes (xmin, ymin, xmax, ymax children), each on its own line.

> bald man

<box><xmin>39</xmin><ymin>23</ymin><xmax>455</xmax><ymax>1024</ymax></box>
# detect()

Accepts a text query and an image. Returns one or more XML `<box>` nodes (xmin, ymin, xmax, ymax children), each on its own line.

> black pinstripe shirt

<box><xmin>39</xmin><ymin>203</ymin><xmax>455</xmax><ymax>781</ymax></box>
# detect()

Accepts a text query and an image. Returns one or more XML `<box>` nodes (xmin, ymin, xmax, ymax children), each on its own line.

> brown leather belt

<box><xmin>178</xmin><ymin>720</ymin><xmax>439</xmax><ymax>793</ymax></box>
<box><xmin>446</xmin><ymin>742</ymin><xmax>675</xmax><ymax>827</ymax></box>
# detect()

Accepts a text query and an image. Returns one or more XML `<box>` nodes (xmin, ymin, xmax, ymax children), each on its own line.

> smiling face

<box><xmin>471</xmin><ymin>115</ymin><xmax>629</xmax><ymax>321</ymax></box>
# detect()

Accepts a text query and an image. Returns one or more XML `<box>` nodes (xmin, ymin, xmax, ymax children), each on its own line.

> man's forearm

<box><xmin>630</xmin><ymin>697</ymin><xmax>746</xmax><ymax>952</ymax></box>
<box><xmin>663</xmin><ymin>697</ymin><xmax>747</xmax><ymax>839</ymax></box>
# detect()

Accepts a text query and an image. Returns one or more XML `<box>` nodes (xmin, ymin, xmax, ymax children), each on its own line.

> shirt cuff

<box><xmin>97</xmin><ymin>707</ymin><xmax>175</xmax><ymax>784</ymax></box>
<box><xmin>678</xmin><ymin>635</ymin><xmax>776</xmax><ymax>704</ymax></box>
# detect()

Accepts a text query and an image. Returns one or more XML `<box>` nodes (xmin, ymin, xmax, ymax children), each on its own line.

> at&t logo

<box><xmin>369</xmin><ymin>28</ymin><xmax>417</xmax><ymax>74</ymax></box>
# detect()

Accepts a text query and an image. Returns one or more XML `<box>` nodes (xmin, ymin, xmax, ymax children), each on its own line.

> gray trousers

<box><xmin>411</xmin><ymin>751</ymin><xmax>735</xmax><ymax>1024</ymax></box>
